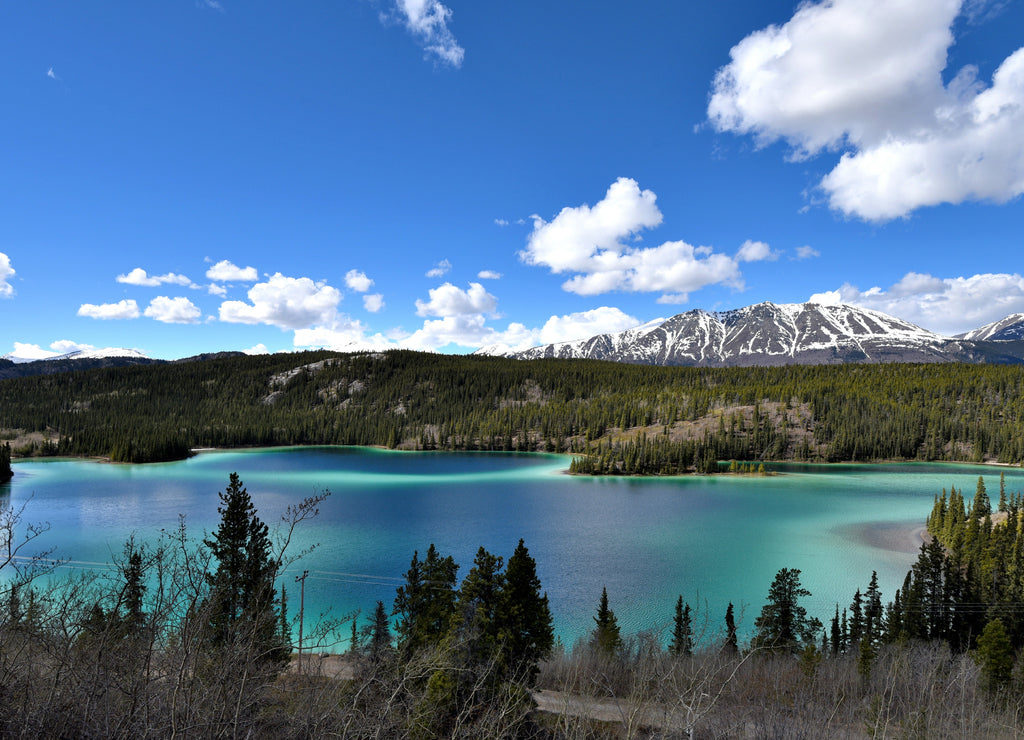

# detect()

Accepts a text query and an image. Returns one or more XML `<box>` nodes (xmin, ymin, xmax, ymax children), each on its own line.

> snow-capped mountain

<box><xmin>0</xmin><ymin>347</ymin><xmax>158</xmax><ymax>379</ymax></box>
<box><xmin>478</xmin><ymin>302</ymin><xmax>1024</xmax><ymax>367</ymax></box>
<box><xmin>1</xmin><ymin>347</ymin><xmax>149</xmax><ymax>364</ymax></box>
<box><xmin>958</xmin><ymin>314</ymin><xmax>1024</xmax><ymax>342</ymax></box>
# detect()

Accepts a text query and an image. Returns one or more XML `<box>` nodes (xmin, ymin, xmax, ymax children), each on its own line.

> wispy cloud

<box><xmin>390</xmin><ymin>0</ymin><xmax>464</xmax><ymax>67</ymax></box>
<box><xmin>477</xmin><ymin>270</ymin><xmax>502</xmax><ymax>280</ymax></box>
<box><xmin>117</xmin><ymin>267</ymin><xmax>193</xmax><ymax>287</ymax></box>
<box><xmin>426</xmin><ymin>258</ymin><xmax>452</xmax><ymax>278</ymax></box>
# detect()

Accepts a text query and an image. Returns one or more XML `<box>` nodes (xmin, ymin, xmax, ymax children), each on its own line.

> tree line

<box><xmin>2</xmin><ymin>349</ymin><xmax>1024</xmax><ymax>471</ymax></box>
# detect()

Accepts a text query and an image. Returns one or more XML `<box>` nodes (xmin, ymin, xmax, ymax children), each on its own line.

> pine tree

<box><xmin>863</xmin><ymin>571</ymin><xmax>883</xmax><ymax>647</ymax></box>
<box><xmin>393</xmin><ymin>544</ymin><xmax>458</xmax><ymax>653</ymax></box>
<box><xmin>591</xmin><ymin>587</ymin><xmax>621</xmax><ymax>655</ymax></box>
<box><xmin>203</xmin><ymin>472</ymin><xmax>287</xmax><ymax>667</ymax></box>
<box><xmin>670</xmin><ymin>595</ymin><xmax>693</xmax><ymax>657</ymax></box>
<box><xmin>977</xmin><ymin>617</ymin><xmax>1014</xmax><ymax>692</ymax></box>
<box><xmin>848</xmin><ymin>588</ymin><xmax>863</xmax><ymax>646</ymax></box>
<box><xmin>454</xmin><ymin>546</ymin><xmax>505</xmax><ymax>663</ymax></box>
<box><xmin>0</xmin><ymin>442</ymin><xmax>12</xmax><ymax>483</ymax></box>
<box><xmin>368</xmin><ymin>600</ymin><xmax>392</xmax><ymax>660</ymax></box>
<box><xmin>119</xmin><ymin>544</ymin><xmax>146</xmax><ymax>635</ymax></box>
<box><xmin>723</xmin><ymin>602</ymin><xmax>738</xmax><ymax>654</ymax></box>
<box><xmin>972</xmin><ymin>476</ymin><xmax>991</xmax><ymax>518</ymax></box>
<box><xmin>751</xmin><ymin>568</ymin><xmax>822</xmax><ymax>653</ymax></box>
<box><xmin>498</xmin><ymin>539</ymin><xmax>554</xmax><ymax>683</ymax></box>
<box><xmin>829</xmin><ymin>605</ymin><xmax>841</xmax><ymax>656</ymax></box>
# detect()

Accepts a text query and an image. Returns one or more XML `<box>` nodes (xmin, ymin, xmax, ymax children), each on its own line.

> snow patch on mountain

<box><xmin>958</xmin><ymin>314</ymin><xmax>1024</xmax><ymax>342</ymax></box>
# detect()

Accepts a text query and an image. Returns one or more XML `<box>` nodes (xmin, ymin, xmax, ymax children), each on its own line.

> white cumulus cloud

<box><xmin>403</xmin><ymin>305</ymin><xmax>646</xmax><ymax>353</ymax></box>
<box><xmin>538</xmin><ymin>307</ymin><xmax>641</xmax><ymax>345</ymax></box>
<box><xmin>0</xmin><ymin>252</ymin><xmax>15</xmax><ymax>297</ymax></box>
<box><xmin>11</xmin><ymin>343</ymin><xmax>59</xmax><ymax>360</ymax></box>
<box><xmin>117</xmin><ymin>268</ymin><xmax>193</xmax><ymax>287</ymax></box>
<box><xmin>415</xmin><ymin>282</ymin><xmax>497</xmax><ymax>318</ymax></box>
<box><xmin>709</xmin><ymin>0</ymin><xmax>1024</xmax><ymax>220</ymax></box>
<box><xmin>218</xmin><ymin>273</ymin><xmax>342</xmax><ymax>330</ymax></box>
<box><xmin>50</xmin><ymin>340</ymin><xmax>96</xmax><ymax>354</ymax></box>
<box><xmin>810</xmin><ymin>271</ymin><xmax>1024</xmax><ymax>334</ymax></box>
<box><xmin>293</xmin><ymin>321</ymin><xmax>393</xmax><ymax>352</ymax></box>
<box><xmin>393</xmin><ymin>0</ymin><xmax>464</xmax><ymax>67</ymax></box>
<box><xmin>736</xmin><ymin>240</ymin><xmax>779</xmax><ymax>262</ymax></box>
<box><xmin>363</xmin><ymin>293</ymin><xmax>385</xmax><ymax>313</ymax></box>
<box><xmin>206</xmin><ymin>260</ymin><xmax>258</xmax><ymax>282</ymax></box>
<box><xmin>77</xmin><ymin>299</ymin><xmax>141</xmax><ymax>320</ymax></box>
<box><xmin>521</xmin><ymin>178</ymin><xmax>745</xmax><ymax>302</ymax></box>
<box><xmin>477</xmin><ymin>270</ymin><xmax>502</xmax><ymax>280</ymax></box>
<box><xmin>345</xmin><ymin>269</ymin><xmax>374</xmax><ymax>292</ymax></box>
<box><xmin>144</xmin><ymin>296</ymin><xmax>201</xmax><ymax>324</ymax></box>
<box><xmin>795</xmin><ymin>245</ymin><xmax>821</xmax><ymax>260</ymax></box>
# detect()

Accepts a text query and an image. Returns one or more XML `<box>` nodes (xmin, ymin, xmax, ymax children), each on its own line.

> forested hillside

<box><xmin>1</xmin><ymin>349</ymin><xmax>1023</xmax><ymax>468</ymax></box>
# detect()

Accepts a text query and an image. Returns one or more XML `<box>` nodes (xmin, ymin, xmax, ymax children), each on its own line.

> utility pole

<box><xmin>295</xmin><ymin>570</ymin><xmax>308</xmax><ymax>672</ymax></box>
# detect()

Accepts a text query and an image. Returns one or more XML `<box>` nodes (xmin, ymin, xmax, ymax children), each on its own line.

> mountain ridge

<box><xmin>477</xmin><ymin>302</ymin><xmax>1024</xmax><ymax>367</ymax></box>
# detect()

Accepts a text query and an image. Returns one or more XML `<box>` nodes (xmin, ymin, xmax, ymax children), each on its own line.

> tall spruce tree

<box><xmin>393</xmin><ymin>543</ymin><xmax>458</xmax><ymax>653</ymax></box>
<box><xmin>454</xmin><ymin>546</ymin><xmax>505</xmax><ymax>662</ymax></box>
<box><xmin>0</xmin><ymin>442</ymin><xmax>12</xmax><ymax>483</ymax></box>
<box><xmin>368</xmin><ymin>600</ymin><xmax>392</xmax><ymax>660</ymax></box>
<box><xmin>591</xmin><ymin>587</ymin><xmax>622</xmax><ymax>655</ymax></box>
<box><xmin>670</xmin><ymin>595</ymin><xmax>693</xmax><ymax>657</ymax></box>
<box><xmin>498</xmin><ymin>539</ymin><xmax>554</xmax><ymax>682</ymax></box>
<box><xmin>751</xmin><ymin>568</ymin><xmax>822</xmax><ymax>653</ymax></box>
<box><xmin>723</xmin><ymin>602</ymin><xmax>738</xmax><ymax>654</ymax></box>
<box><xmin>203</xmin><ymin>473</ymin><xmax>287</xmax><ymax>666</ymax></box>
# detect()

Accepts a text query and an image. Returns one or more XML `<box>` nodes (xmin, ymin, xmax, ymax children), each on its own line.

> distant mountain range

<box><xmin>1</xmin><ymin>347</ymin><xmax>151</xmax><ymax>365</ymax></box>
<box><xmin>0</xmin><ymin>348</ymin><xmax>245</xmax><ymax>380</ymax></box>
<box><xmin>3</xmin><ymin>304</ymin><xmax>1024</xmax><ymax>381</ymax></box>
<box><xmin>477</xmin><ymin>303</ymin><xmax>1024</xmax><ymax>367</ymax></box>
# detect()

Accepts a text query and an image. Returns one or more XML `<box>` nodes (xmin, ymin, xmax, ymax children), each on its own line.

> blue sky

<box><xmin>2</xmin><ymin>0</ymin><xmax>1023</xmax><ymax>360</ymax></box>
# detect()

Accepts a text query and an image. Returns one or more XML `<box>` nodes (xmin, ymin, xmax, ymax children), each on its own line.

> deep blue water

<box><xmin>5</xmin><ymin>447</ymin><xmax>1022</xmax><ymax>646</ymax></box>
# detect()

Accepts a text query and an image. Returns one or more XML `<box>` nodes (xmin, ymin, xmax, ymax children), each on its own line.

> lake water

<box><xmin>4</xmin><ymin>447</ymin><xmax>1022</xmax><ymax>647</ymax></box>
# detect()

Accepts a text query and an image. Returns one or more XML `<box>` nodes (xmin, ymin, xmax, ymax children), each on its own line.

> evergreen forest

<box><xmin>2</xmin><ymin>350</ymin><xmax>1024</xmax><ymax>472</ymax></box>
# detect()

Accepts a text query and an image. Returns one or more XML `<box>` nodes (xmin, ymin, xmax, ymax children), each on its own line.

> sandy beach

<box><xmin>845</xmin><ymin>521</ymin><xmax>929</xmax><ymax>554</ymax></box>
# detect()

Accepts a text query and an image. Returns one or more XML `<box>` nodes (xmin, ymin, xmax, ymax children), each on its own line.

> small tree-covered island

<box><xmin>2</xmin><ymin>350</ymin><xmax>1024</xmax><ymax>472</ymax></box>
<box><xmin>4</xmin><ymin>470</ymin><xmax>1024</xmax><ymax>736</ymax></box>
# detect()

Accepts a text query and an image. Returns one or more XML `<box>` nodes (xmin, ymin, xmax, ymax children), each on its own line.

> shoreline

<box><xmin>843</xmin><ymin>521</ymin><xmax>929</xmax><ymax>554</ymax></box>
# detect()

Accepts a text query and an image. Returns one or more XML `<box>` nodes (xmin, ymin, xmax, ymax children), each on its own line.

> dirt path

<box><xmin>291</xmin><ymin>654</ymin><xmax>684</xmax><ymax>731</ymax></box>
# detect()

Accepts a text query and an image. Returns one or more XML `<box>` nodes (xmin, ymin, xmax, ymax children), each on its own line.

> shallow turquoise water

<box><xmin>4</xmin><ymin>448</ymin><xmax>1022</xmax><ymax>646</ymax></box>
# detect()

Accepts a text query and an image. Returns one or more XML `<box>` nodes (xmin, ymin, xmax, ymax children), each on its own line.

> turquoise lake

<box><xmin>5</xmin><ymin>447</ymin><xmax>1023</xmax><ymax>647</ymax></box>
